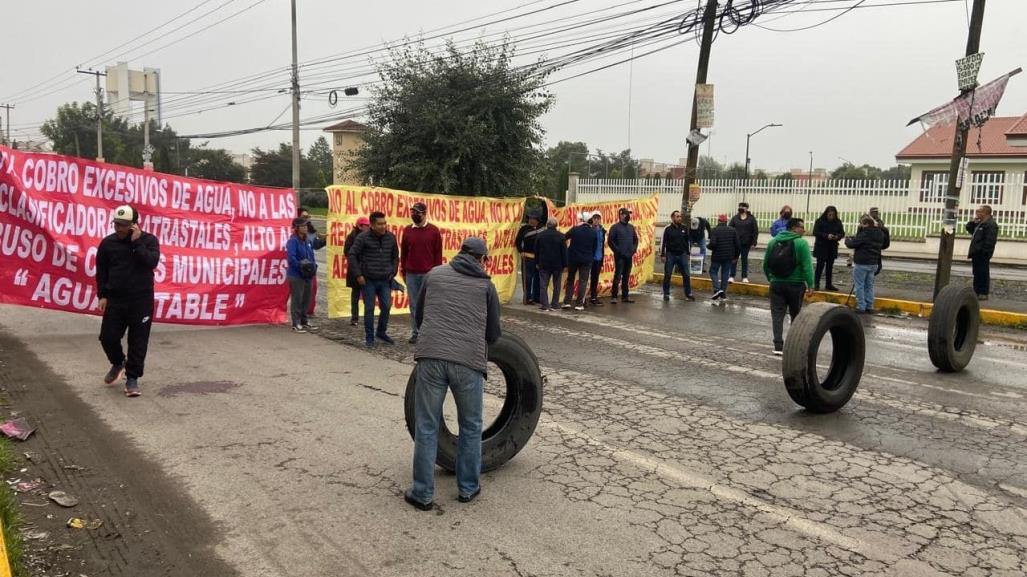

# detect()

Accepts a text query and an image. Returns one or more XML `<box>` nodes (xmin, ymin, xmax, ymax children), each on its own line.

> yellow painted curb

<box><xmin>652</xmin><ymin>273</ymin><xmax>1027</xmax><ymax>329</ymax></box>
<box><xmin>0</xmin><ymin>518</ymin><xmax>12</xmax><ymax>577</ymax></box>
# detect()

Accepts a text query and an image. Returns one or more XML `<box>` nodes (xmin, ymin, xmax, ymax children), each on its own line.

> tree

<box><xmin>697</xmin><ymin>155</ymin><xmax>724</xmax><ymax>179</ymax></box>
<box><xmin>752</xmin><ymin>169</ymin><xmax>769</xmax><ymax>180</ymax></box>
<box><xmin>307</xmin><ymin>136</ymin><xmax>333</xmax><ymax>188</ymax></box>
<box><xmin>188</xmin><ymin>146</ymin><xmax>247</xmax><ymax>182</ymax></box>
<box><xmin>882</xmin><ymin>165</ymin><xmax>911</xmax><ymax>180</ymax></box>
<box><xmin>723</xmin><ymin>162</ymin><xmax>747</xmax><ymax>179</ymax></box>
<box><xmin>354</xmin><ymin>39</ymin><xmax>553</xmax><ymax>196</ymax></box>
<box><xmin>539</xmin><ymin>141</ymin><xmax>588</xmax><ymax>199</ymax></box>
<box><xmin>250</xmin><ymin>143</ymin><xmax>316</xmax><ymax>188</ymax></box>
<box><xmin>775</xmin><ymin>172</ymin><xmax>794</xmax><ymax>181</ymax></box>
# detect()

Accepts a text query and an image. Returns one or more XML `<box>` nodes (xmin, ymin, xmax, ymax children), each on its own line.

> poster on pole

<box><xmin>695</xmin><ymin>84</ymin><xmax>715</xmax><ymax>129</ymax></box>
<box><xmin>0</xmin><ymin>146</ymin><xmax>294</xmax><ymax>325</ymax></box>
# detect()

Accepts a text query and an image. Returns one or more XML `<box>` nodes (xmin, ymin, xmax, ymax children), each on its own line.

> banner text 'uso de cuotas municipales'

<box><xmin>0</xmin><ymin>146</ymin><xmax>294</xmax><ymax>325</ymax></box>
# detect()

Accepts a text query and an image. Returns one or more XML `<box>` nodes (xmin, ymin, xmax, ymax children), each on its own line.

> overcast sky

<box><xmin>3</xmin><ymin>0</ymin><xmax>1024</xmax><ymax>175</ymax></box>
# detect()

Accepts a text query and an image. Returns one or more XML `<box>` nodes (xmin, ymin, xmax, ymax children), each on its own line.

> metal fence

<box><xmin>573</xmin><ymin>176</ymin><xmax>1027</xmax><ymax>241</ymax></box>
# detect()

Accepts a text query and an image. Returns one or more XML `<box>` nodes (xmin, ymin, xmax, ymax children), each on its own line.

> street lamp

<box><xmin>744</xmin><ymin>123</ymin><xmax>782</xmax><ymax>180</ymax></box>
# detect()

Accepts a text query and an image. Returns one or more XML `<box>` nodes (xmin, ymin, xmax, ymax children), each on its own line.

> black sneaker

<box><xmin>663</xmin><ymin>294</ymin><xmax>670</xmax><ymax>301</ymax></box>
<box><xmin>623</xmin><ymin>298</ymin><xmax>636</xmax><ymax>303</ymax></box>
<box><xmin>376</xmin><ymin>334</ymin><xmax>395</xmax><ymax>345</ymax></box>
<box><xmin>589</xmin><ymin>299</ymin><xmax>603</xmax><ymax>307</ymax></box>
<box><xmin>458</xmin><ymin>488</ymin><xmax>481</xmax><ymax>503</ymax></box>
<box><xmin>349</xmin><ymin>318</ymin><xmax>359</xmax><ymax>326</ymax></box>
<box><xmin>685</xmin><ymin>295</ymin><xmax>696</xmax><ymax>301</ymax></box>
<box><xmin>124</xmin><ymin>377</ymin><xmax>141</xmax><ymax>397</ymax></box>
<box><xmin>302</xmin><ymin>323</ymin><xmax>318</xmax><ymax>331</ymax></box>
<box><xmin>104</xmin><ymin>363</ymin><xmax>125</xmax><ymax>385</ymax></box>
<box><xmin>365</xmin><ymin>338</ymin><xmax>374</xmax><ymax>348</ymax></box>
<box><xmin>408</xmin><ymin>335</ymin><xmax>418</xmax><ymax>345</ymax></box>
<box><xmin>826</xmin><ymin>285</ymin><xmax>840</xmax><ymax>292</ymax></box>
<box><xmin>404</xmin><ymin>490</ymin><xmax>433</xmax><ymax>511</ymax></box>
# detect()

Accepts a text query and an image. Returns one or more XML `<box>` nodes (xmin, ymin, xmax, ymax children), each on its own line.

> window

<box><xmin>920</xmin><ymin>171</ymin><xmax>948</xmax><ymax>203</ymax></box>
<box><xmin>970</xmin><ymin>171</ymin><xmax>1004</xmax><ymax>205</ymax></box>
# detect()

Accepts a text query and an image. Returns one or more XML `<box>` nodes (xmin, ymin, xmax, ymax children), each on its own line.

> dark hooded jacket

<box><xmin>845</xmin><ymin>226</ymin><xmax>886</xmax><ymax>266</ymax></box>
<box><xmin>812</xmin><ymin>207</ymin><xmax>846</xmax><ymax>260</ymax></box>
<box><xmin>535</xmin><ymin>227</ymin><xmax>568</xmax><ymax>272</ymax></box>
<box><xmin>414</xmin><ymin>253</ymin><xmax>501</xmax><ymax>376</ymax></box>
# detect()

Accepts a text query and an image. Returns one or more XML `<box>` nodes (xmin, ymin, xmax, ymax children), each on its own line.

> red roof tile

<box><xmin>323</xmin><ymin>119</ymin><xmax>368</xmax><ymax>132</ymax></box>
<box><xmin>1007</xmin><ymin>113</ymin><xmax>1027</xmax><ymax>136</ymax></box>
<box><xmin>896</xmin><ymin>116</ymin><xmax>1027</xmax><ymax>159</ymax></box>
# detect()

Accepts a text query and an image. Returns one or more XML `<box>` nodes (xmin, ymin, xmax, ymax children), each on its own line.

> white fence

<box><xmin>572</xmin><ymin>176</ymin><xmax>1027</xmax><ymax>241</ymax></box>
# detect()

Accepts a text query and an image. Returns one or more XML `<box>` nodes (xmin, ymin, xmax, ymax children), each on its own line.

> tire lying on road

<box><xmin>928</xmin><ymin>284</ymin><xmax>980</xmax><ymax>373</ymax></box>
<box><xmin>404</xmin><ymin>333</ymin><xmax>543</xmax><ymax>473</ymax></box>
<box><xmin>782</xmin><ymin>302</ymin><xmax>866</xmax><ymax>413</ymax></box>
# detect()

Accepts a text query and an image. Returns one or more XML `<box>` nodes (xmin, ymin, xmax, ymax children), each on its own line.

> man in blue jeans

<box><xmin>347</xmin><ymin>211</ymin><xmax>400</xmax><ymax>347</ymax></box>
<box><xmin>661</xmin><ymin>210</ymin><xmax>694</xmax><ymax>301</ymax></box>
<box><xmin>406</xmin><ymin>237</ymin><xmax>501</xmax><ymax>510</ymax></box>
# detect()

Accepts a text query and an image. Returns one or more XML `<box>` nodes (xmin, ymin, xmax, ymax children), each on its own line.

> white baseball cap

<box><xmin>112</xmin><ymin>205</ymin><xmax>136</xmax><ymax>223</ymax></box>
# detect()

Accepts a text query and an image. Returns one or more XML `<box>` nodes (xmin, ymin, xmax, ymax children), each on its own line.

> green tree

<box><xmin>188</xmin><ymin>146</ymin><xmax>247</xmax><ymax>182</ymax></box>
<box><xmin>881</xmin><ymin>165</ymin><xmax>911</xmax><ymax>180</ymax></box>
<box><xmin>354</xmin><ymin>39</ymin><xmax>553</xmax><ymax>196</ymax></box>
<box><xmin>774</xmin><ymin>172</ymin><xmax>794</xmax><ymax>181</ymax></box>
<box><xmin>697</xmin><ymin>155</ymin><xmax>724</xmax><ymax>179</ymax></box>
<box><xmin>307</xmin><ymin>136</ymin><xmax>334</xmax><ymax>188</ymax></box>
<box><xmin>752</xmin><ymin>169</ymin><xmax>769</xmax><ymax>180</ymax></box>
<box><xmin>539</xmin><ymin>141</ymin><xmax>588</xmax><ymax>199</ymax></box>
<box><xmin>723</xmin><ymin>162</ymin><xmax>747</xmax><ymax>179</ymax></box>
<box><xmin>250</xmin><ymin>143</ymin><xmax>316</xmax><ymax>188</ymax></box>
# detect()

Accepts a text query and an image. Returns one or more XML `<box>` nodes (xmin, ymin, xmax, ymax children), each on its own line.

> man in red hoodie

<box><xmin>401</xmin><ymin>201</ymin><xmax>444</xmax><ymax>344</ymax></box>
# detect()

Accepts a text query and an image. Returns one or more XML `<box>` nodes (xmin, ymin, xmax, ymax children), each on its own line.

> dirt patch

<box><xmin>0</xmin><ymin>333</ymin><xmax>238</xmax><ymax>577</ymax></box>
<box><xmin>157</xmin><ymin>381</ymin><xmax>241</xmax><ymax>398</ymax></box>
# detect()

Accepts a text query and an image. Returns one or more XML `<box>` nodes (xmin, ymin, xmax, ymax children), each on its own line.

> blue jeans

<box><xmin>410</xmin><ymin>358</ymin><xmax>484</xmax><ymax>503</ymax></box>
<box><xmin>522</xmin><ymin>258</ymin><xmax>540</xmax><ymax>302</ymax></box>
<box><xmin>730</xmin><ymin>245</ymin><xmax>752</xmax><ymax>279</ymax></box>
<box><xmin>853</xmin><ymin>264</ymin><xmax>877</xmax><ymax>311</ymax></box>
<box><xmin>362</xmin><ymin>279</ymin><xmax>392</xmax><ymax>340</ymax></box>
<box><xmin>405</xmin><ymin>273</ymin><xmax>426</xmax><ymax>336</ymax></box>
<box><xmin>662</xmin><ymin>254</ymin><xmax>692</xmax><ymax>296</ymax></box>
<box><xmin>710</xmin><ymin>259</ymin><xmax>732</xmax><ymax>293</ymax></box>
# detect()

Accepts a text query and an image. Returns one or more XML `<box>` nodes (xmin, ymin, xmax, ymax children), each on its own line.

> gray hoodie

<box><xmin>414</xmin><ymin>253</ymin><xmax>501</xmax><ymax>375</ymax></box>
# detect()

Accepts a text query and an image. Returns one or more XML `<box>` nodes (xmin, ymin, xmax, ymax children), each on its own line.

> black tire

<box><xmin>928</xmin><ymin>284</ymin><xmax>980</xmax><ymax>372</ymax></box>
<box><xmin>782</xmin><ymin>302</ymin><xmax>865</xmax><ymax>413</ymax></box>
<box><xmin>404</xmin><ymin>333</ymin><xmax>543</xmax><ymax>472</ymax></box>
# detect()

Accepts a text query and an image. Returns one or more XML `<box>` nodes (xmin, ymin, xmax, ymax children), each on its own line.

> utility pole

<box><xmin>680</xmin><ymin>0</ymin><xmax>718</xmax><ymax>225</ymax></box>
<box><xmin>806</xmin><ymin>151</ymin><xmax>814</xmax><ymax>215</ymax></box>
<box><xmin>290</xmin><ymin>0</ymin><xmax>302</xmax><ymax>199</ymax></box>
<box><xmin>142</xmin><ymin>72</ymin><xmax>154</xmax><ymax>170</ymax></box>
<box><xmin>933</xmin><ymin>0</ymin><xmax>986</xmax><ymax>299</ymax></box>
<box><xmin>77</xmin><ymin>69</ymin><xmax>107</xmax><ymax>162</ymax></box>
<box><xmin>0</xmin><ymin>104</ymin><xmax>12</xmax><ymax>146</ymax></box>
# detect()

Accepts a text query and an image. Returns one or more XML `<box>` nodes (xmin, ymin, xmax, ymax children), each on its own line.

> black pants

<box><xmin>612</xmin><ymin>255</ymin><xmax>633</xmax><ymax>299</ymax></box>
<box><xmin>971</xmin><ymin>255</ymin><xmax>990</xmax><ymax>296</ymax></box>
<box><xmin>589</xmin><ymin>259</ymin><xmax>602</xmax><ymax>300</ymax></box>
<box><xmin>815</xmin><ymin>257</ymin><xmax>835</xmax><ymax>289</ymax></box>
<box><xmin>99</xmin><ymin>297</ymin><xmax>154</xmax><ymax>379</ymax></box>
<box><xmin>770</xmin><ymin>282</ymin><xmax>805</xmax><ymax>349</ymax></box>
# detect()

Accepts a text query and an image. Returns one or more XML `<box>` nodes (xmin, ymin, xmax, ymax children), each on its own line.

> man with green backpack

<box><xmin>763</xmin><ymin>217</ymin><xmax>815</xmax><ymax>355</ymax></box>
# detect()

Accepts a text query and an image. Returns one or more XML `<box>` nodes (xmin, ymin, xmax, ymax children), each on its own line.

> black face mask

<box><xmin>782</xmin><ymin>212</ymin><xmax>793</xmax><ymax>219</ymax></box>
<box><xmin>738</xmin><ymin>209</ymin><xmax>746</xmax><ymax>215</ymax></box>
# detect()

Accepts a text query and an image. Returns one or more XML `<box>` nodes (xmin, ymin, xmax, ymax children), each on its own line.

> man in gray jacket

<box><xmin>405</xmin><ymin>237</ymin><xmax>501</xmax><ymax>510</ymax></box>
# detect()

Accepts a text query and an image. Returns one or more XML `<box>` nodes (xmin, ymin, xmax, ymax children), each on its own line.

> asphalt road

<box><xmin>2</xmin><ymin>268</ymin><xmax>1026</xmax><ymax>575</ymax></box>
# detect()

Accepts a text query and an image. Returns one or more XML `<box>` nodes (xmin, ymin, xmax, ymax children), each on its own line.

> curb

<box><xmin>652</xmin><ymin>273</ymin><xmax>1027</xmax><ymax>329</ymax></box>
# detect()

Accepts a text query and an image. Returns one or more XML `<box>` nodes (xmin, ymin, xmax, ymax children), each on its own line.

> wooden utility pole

<box><xmin>77</xmin><ymin>69</ymin><xmax>107</xmax><ymax>162</ymax></box>
<box><xmin>290</xmin><ymin>0</ymin><xmax>302</xmax><ymax>201</ymax></box>
<box><xmin>681</xmin><ymin>1</ymin><xmax>718</xmax><ymax>224</ymax></box>
<box><xmin>933</xmin><ymin>0</ymin><xmax>986</xmax><ymax>299</ymax></box>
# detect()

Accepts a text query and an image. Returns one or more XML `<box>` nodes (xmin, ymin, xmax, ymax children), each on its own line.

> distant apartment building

<box><xmin>323</xmin><ymin>120</ymin><xmax>367</xmax><ymax>184</ymax></box>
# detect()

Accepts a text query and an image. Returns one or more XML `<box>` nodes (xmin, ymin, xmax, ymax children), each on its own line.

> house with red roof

<box><xmin>896</xmin><ymin>114</ymin><xmax>1027</xmax><ymax>209</ymax></box>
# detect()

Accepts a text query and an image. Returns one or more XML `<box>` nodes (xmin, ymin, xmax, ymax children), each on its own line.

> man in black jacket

<box><xmin>707</xmin><ymin>214</ymin><xmax>740</xmax><ymax>301</ymax></box>
<box><xmin>661</xmin><ymin>210</ymin><xmax>694</xmax><ymax>301</ymax></box>
<box><xmin>845</xmin><ymin>215</ymin><xmax>886</xmax><ymax>314</ymax></box>
<box><xmin>348</xmin><ymin>211</ymin><xmax>400</xmax><ymax>347</ymax></box>
<box><xmin>728</xmin><ymin>202</ymin><xmax>759</xmax><ymax>283</ymax></box>
<box><xmin>534</xmin><ymin>217</ymin><xmax>567</xmax><ymax>311</ymax></box>
<box><xmin>563</xmin><ymin>213</ymin><xmax>597</xmax><ymax>311</ymax></box>
<box><xmin>812</xmin><ymin>205</ymin><xmax>845</xmax><ymax>291</ymax></box>
<box><xmin>967</xmin><ymin>205</ymin><xmax>1000</xmax><ymax>301</ymax></box>
<box><xmin>96</xmin><ymin>205</ymin><xmax>161</xmax><ymax>398</ymax></box>
<box><xmin>515</xmin><ymin>212</ymin><xmax>543</xmax><ymax>305</ymax></box>
<box><xmin>608</xmin><ymin>208</ymin><xmax>639</xmax><ymax>303</ymax></box>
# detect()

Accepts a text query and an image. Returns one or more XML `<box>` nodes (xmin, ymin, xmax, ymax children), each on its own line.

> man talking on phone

<box><xmin>96</xmin><ymin>205</ymin><xmax>161</xmax><ymax>398</ymax></box>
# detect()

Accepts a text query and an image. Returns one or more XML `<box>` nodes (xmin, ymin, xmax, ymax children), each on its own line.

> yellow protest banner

<box><xmin>545</xmin><ymin>194</ymin><xmax>659</xmax><ymax>297</ymax></box>
<box><xmin>325</xmin><ymin>185</ymin><xmax>525</xmax><ymax>318</ymax></box>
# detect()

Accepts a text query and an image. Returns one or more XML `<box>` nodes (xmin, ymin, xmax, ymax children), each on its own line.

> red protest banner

<box><xmin>0</xmin><ymin>146</ymin><xmax>293</xmax><ymax>325</ymax></box>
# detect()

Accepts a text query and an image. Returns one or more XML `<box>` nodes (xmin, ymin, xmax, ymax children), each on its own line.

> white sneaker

<box><xmin>574</xmin><ymin>305</ymin><xmax>584</xmax><ymax>311</ymax></box>
<box><xmin>742</xmin><ymin>278</ymin><xmax>750</xmax><ymax>283</ymax></box>
<box><xmin>773</xmin><ymin>349</ymin><xmax>783</xmax><ymax>356</ymax></box>
<box><xmin>728</xmin><ymin>277</ymin><xmax>735</xmax><ymax>283</ymax></box>
<box><xmin>292</xmin><ymin>325</ymin><xmax>307</xmax><ymax>333</ymax></box>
